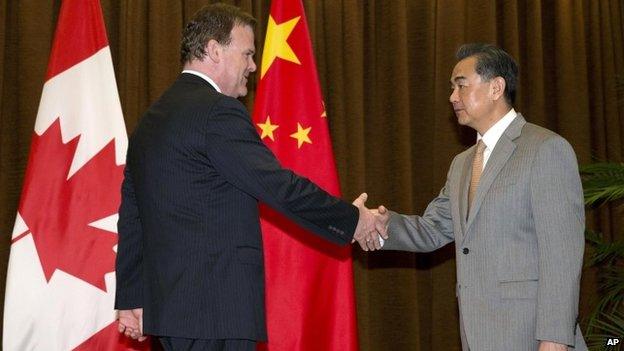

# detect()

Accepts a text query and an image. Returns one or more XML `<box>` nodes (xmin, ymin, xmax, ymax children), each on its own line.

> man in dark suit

<box><xmin>114</xmin><ymin>4</ymin><xmax>385</xmax><ymax>351</ymax></box>
<box><xmin>375</xmin><ymin>44</ymin><xmax>586</xmax><ymax>350</ymax></box>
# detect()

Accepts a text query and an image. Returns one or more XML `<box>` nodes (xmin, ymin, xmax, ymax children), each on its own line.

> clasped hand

<box><xmin>352</xmin><ymin>193</ymin><xmax>390</xmax><ymax>251</ymax></box>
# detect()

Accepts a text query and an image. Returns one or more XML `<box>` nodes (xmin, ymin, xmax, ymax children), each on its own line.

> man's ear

<box><xmin>490</xmin><ymin>76</ymin><xmax>506</xmax><ymax>101</ymax></box>
<box><xmin>205</xmin><ymin>39</ymin><xmax>221</xmax><ymax>63</ymax></box>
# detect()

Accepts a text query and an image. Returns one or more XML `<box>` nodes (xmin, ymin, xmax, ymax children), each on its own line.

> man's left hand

<box><xmin>118</xmin><ymin>308</ymin><xmax>147</xmax><ymax>342</ymax></box>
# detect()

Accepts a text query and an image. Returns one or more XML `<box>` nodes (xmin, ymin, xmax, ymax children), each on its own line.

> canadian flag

<box><xmin>4</xmin><ymin>0</ymin><xmax>146</xmax><ymax>350</ymax></box>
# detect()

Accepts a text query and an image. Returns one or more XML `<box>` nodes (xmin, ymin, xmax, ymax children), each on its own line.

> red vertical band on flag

<box><xmin>46</xmin><ymin>0</ymin><xmax>109</xmax><ymax>80</ymax></box>
<box><xmin>252</xmin><ymin>0</ymin><xmax>359</xmax><ymax>350</ymax></box>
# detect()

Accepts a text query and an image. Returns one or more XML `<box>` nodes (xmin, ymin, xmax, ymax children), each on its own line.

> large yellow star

<box><xmin>261</xmin><ymin>15</ymin><xmax>301</xmax><ymax>78</ymax></box>
<box><xmin>257</xmin><ymin>116</ymin><xmax>279</xmax><ymax>141</ymax></box>
<box><xmin>290</xmin><ymin>123</ymin><xmax>312</xmax><ymax>148</ymax></box>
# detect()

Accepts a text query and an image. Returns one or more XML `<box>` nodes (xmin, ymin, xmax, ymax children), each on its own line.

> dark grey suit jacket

<box><xmin>383</xmin><ymin>115</ymin><xmax>587</xmax><ymax>350</ymax></box>
<box><xmin>115</xmin><ymin>73</ymin><xmax>358</xmax><ymax>341</ymax></box>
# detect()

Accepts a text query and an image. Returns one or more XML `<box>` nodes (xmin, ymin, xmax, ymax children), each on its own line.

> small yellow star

<box><xmin>261</xmin><ymin>15</ymin><xmax>301</xmax><ymax>78</ymax></box>
<box><xmin>257</xmin><ymin>116</ymin><xmax>279</xmax><ymax>141</ymax></box>
<box><xmin>290</xmin><ymin>123</ymin><xmax>312</xmax><ymax>148</ymax></box>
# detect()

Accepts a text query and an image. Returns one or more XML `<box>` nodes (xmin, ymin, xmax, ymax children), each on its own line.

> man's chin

<box><xmin>456</xmin><ymin>114</ymin><xmax>468</xmax><ymax>126</ymax></box>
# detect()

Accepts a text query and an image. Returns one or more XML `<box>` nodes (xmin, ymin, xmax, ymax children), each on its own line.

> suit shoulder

<box><xmin>521</xmin><ymin>122</ymin><xmax>570</xmax><ymax>147</ymax></box>
<box><xmin>519</xmin><ymin>123</ymin><xmax>577</xmax><ymax>164</ymax></box>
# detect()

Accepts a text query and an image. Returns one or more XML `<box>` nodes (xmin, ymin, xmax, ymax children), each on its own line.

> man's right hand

<box><xmin>372</xmin><ymin>205</ymin><xmax>390</xmax><ymax>247</ymax></box>
<box><xmin>352</xmin><ymin>193</ymin><xmax>388</xmax><ymax>251</ymax></box>
<box><xmin>118</xmin><ymin>308</ymin><xmax>147</xmax><ymax>342</ymax></box>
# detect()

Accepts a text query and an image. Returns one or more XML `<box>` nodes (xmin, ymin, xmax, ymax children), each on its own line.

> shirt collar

<box><xmin>477</xmin><ymin>108</ymin><xmax>517</xmax><ymax>150</ymax></box>
<box><xmin>182</xmin><ymin>70</ymin><xmax>222</xmax><ymax>93</ymax></box>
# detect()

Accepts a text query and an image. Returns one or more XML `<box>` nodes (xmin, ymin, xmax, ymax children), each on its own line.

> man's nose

<box><xmin>449</xmin><ymin>88</ymin><xmax>458</xmax><ymax>103</ymax></box>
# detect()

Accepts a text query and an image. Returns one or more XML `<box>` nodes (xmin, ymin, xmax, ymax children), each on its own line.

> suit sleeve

<box><xmin>115</xmin><ymin>162</ymin><xmax>144</xmax><ymax>310</ymax></box>
<box><xmin>382</xmin><ymin>158</ymin><xmax>456</xmax><ymax>252</ymax></box>
<box><xmin>531</xmin><ymin>136</ymin><xmax>584</xmax><ymax>346</ymax></box>
<box><xmin>202</xmin><ymin>97</ymin><xmax>358</xmax><ymax>246</ymax></box>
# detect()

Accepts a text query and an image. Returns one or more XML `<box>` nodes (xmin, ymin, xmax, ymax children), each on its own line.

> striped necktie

<box><xmin>468</xmin><ymin>140</ymin><xmax>486</xmax><ymax>212</ymax></box>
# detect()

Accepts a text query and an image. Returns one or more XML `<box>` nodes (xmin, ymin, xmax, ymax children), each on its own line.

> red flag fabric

<box><xmin>252</xmin><ymin>0</ymin><xmax>359</xmax><ymax>350</ymax></box>
<box><xmin>3</xmin><ymin>0</ymin><xmax>147</xmax><ymax>350</ymax></box>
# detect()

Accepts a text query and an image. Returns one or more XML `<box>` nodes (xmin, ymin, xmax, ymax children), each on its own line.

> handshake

<box><xmin>351</xmin><ymin>193</ymin><xmax>390</xmax><ymax>251</ymax></box>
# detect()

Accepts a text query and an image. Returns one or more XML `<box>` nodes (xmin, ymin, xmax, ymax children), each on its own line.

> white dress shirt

<box><xmin>182</xmin><ymin>69</ymin><xmax>222</xmax><ymax>93</ymax></box>
<box><xmin>477</xmin><ymin>108</ymin><xmax>517</xmax><ymax>170</ymax></box>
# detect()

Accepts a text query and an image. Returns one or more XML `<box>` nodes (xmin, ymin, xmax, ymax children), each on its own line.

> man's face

<box><xmin>449</xmin><ymin>56</ymin><xmax>494</xmax><ymax>131</ymax></box>
<box><xmin>219</xmin><ymin>24</ymin><xmax>256</xmax><ymax>98</ymax></box>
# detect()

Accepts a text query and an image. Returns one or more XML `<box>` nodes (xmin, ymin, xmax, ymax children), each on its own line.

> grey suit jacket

<box><xmin>383</xmin><ymin>114</ymin><xmax>587</xmax><ymax>350</ymax></box>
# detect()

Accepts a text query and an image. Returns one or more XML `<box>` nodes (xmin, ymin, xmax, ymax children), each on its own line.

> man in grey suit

<box><xmin>376</xmin><ymin>43</ymin><xmax>587</xmax><ymax>350</ymax></box>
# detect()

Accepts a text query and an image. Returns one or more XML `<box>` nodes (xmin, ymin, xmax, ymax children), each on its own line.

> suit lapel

<box><xmin>463</xmin><ymin>114</ymin><xmax>526</xmax><ymax>240</ymax></box>
<box><xmin>458</xmin><ymin>151</ymin><xmax>472</xmax><ymax>234</ymax></box>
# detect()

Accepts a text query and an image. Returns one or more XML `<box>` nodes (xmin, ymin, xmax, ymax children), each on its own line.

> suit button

<box><xmin>462</xmin><ymin>248</ymin><xmax>469</xmax><ymax>254</ymax></box>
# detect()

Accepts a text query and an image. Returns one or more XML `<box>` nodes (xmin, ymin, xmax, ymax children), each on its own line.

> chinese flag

<box><xmin>252</xmin><ymin>0</ymin><xmax>359</xmax><ymax>350</ymax></box>
<box><xmin>3</xmin><ymin>0</ymin><xmax>147</xmax><ymax>350</ymax></box>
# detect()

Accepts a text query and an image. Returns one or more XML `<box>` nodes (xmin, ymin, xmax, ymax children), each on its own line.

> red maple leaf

<box><xmin>17</xmin><ymin>118</ymin><xmax>124</xmax><ymax>291</ymax></box>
